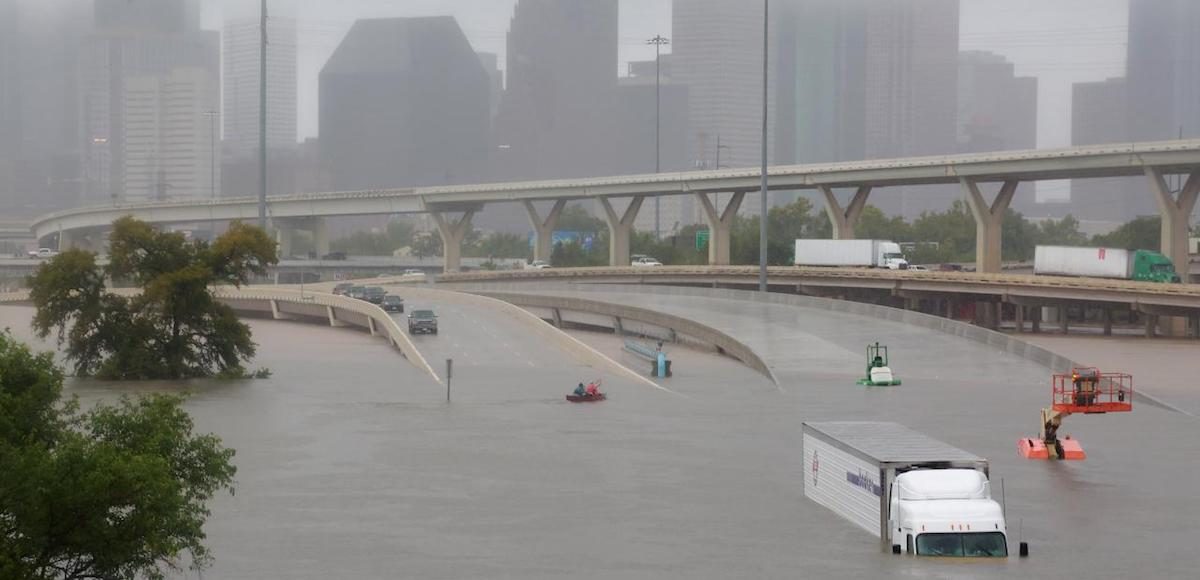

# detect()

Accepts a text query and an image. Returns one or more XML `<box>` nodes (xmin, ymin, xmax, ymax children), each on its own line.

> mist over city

<box><xmin>3</xmin><ymin>1</ymin><xmax>1200</xmax><ymax>579</ymax></box>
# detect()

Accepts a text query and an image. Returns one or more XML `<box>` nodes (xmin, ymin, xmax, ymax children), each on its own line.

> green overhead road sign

<box><xmin>696</xmin><ymin>229</ymin><xmax>710</xmax><ymax>250</ymax></box>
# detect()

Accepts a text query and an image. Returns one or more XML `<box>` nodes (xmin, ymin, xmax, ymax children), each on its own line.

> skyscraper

<box><xmin>957</xmin><ymin>51</ymin><xmax>1037</xmax><ymax>154</ymax></box>
<box><xmin>493</xmin><ymin>0</ymin><xmax>619</xmax><ymax>181</ymax></box>
<box><xmin>320</xmin><ymin>17</ymin><xmax>490</xmax><ymax>191</ymax></box>
<box><xmin>223</xmin><ymin>17</ymin><xmax>298</xmax><ymax>161</ymax></box>
<box><xmin>1070</xmin><ymin>78</ymin><xmax>1136</xmax><ymax>220</ymax></box>
<box><xmin>81</xmin><ymin>0</ymin><xmax>218</xmax><ymax>204</ymax></box>
<box><xmin>1127</xmin><ymin>0</ymin><xmax>1200</xmax><ymax>142</ymax></box>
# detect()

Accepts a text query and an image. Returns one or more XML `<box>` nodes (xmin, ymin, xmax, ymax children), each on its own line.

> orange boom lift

<box><xmin>1018</xmin><ymin>367</ymin><xmax>1133</xmax><ymax>460</ymax></box>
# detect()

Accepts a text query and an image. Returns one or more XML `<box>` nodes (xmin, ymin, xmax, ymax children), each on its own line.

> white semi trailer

<box><xmin>794</xmin><ymin>239</ymin><xmax>909</xmax><ymax>269</ymax></box>
<box><xmin>802</xmin><ymin>421</ymin><xmax>1026</xmax><ymax>558</ymax></box>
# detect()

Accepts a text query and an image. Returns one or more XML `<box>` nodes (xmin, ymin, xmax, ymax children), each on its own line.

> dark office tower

<box><xmin>1126</xmin><ymin>0</ymin><xmax>1200</xmax><ymax>142</ymax></box>
<box><xmin>775</xmin><ymin>0</ymin><xmax>867</xmax><ymax>167</ymax></box>
<box><xmin>320</xmin><ymin>17</ymin><xmax>490</xmax><ymax>191</ymax></box>
<box><xmin>957</xmin><ymin>51</ymin><xmax>1037</xmax><ymax>154</ymax></box>
<box><xmin>1069</xmin><ymin>78</ymin><xmax>1138</xmax><ymax>221</ymax></box>
<box><xmin>493</xmin><ymin>0</ymin><xmax>619</xmax><ymax>181</ymax></box>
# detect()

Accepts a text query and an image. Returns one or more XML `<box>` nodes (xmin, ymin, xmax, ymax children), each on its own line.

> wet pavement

<box><xmin>2</xmin><ymin>289</ymin><xmax>1197</xmax><ymax>579</ymax></box>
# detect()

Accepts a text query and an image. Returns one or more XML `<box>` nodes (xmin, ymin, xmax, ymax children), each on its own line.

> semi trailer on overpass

<box><xmin>794</xmin><ymin>239</ymin><xmax>909</xmax><ymax>269</ymax></box>
<box><xmin>1034</xmin><ymin>245</ymin><xmax>1179</xmax><ymax>283</ymax></box>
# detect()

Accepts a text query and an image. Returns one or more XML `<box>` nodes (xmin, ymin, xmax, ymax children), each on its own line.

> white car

<box><xmin>908</xmin><ymin>265</ymin><xmax>929</xmax><ymax>271</ymax></box>
<box><xmin>28</xmin><ymin>248</ymin><xmax>58</xmax><ymax>259</ymax></box>
<box><xmin>525</xmin><ymin>260</ymin><xmax>552</xmax><ymax>270</ymax></box>
<box><xmin>401</xmin><ymin>269</ymin><xmax>426</xmax><ymax>279</ymax></box>
<box><xmin>631</xmin><ymin>256</ymin><xmax>663</xmax><ymax>267</ymax></box>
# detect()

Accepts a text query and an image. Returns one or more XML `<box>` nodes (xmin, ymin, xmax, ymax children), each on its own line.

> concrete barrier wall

<box><xmin>464</xmin><ymin>290</ymin><xmax>780</xmax><ymax>386</ymax></box>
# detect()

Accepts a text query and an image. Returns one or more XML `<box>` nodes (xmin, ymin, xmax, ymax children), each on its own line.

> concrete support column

<box><xmin>1147</xmin><ymin>169</ymin><xmax>1198</xmax><ymax>336</ymax></box>
<box><xmin>819</xmin><ymin>185</ymin><xmax>871</xmax><ymax>240</ymax></box>
<box><xmin>1014</xmin><ymin>305</ymin><xmax>1025</xmax><ymax>333</ymax></box>
<box><xmin>431</xmin><ymin>210</ymin><xmax>476</xmax><ymax>273</ymax></box>
<box><xmin>313</xmin><ymin>218</ymin><xmax>330</xmax><ymax>258</ymax></box>
<box><xmin>1059</xmin><ymin>307</ymin><xmax>1069</xmax><ymax>334</ymax></box>
<box><xmin>962</xmin><ymin>179</ymin><xmax>1019</xmax><ymax>274</ymax></box>
<box><xmin>524</xmin><ymin>199</ymin><xmax>566</xmax><ymax>263</ymax></box>
<box><xmin>274</xmin><ymin>226</ymin><xmax>294</xmax><ymax>259</ymax></box>
<box><xmin>695</xmin><ymin>191</ymin><xmax>746</xmax><ymax>265</ymax></box>
<box><xmin>58</xmin><ymin>230</ymin><xmax>74</xmax><ymax>251</ymax></box>
<box><xmin>1145</xmin><ymin>314</ymin><xmax>1159</xmax><ymax>338</ymax></box>
<box><xmin>599</xmin><ymin>196</ymin><xmax>645</xmax><ymax>267</ymax></box>
<box><xmin>1031</xmin><ymin>307</ymin><xmax>1041</xmax><ymax>334</ymax></box>
<box><xmin>1103</xmin><ymin>309</ymin><xmax>1114</xmax><ymax>336</ymax></box>
<box><xmin>1191</xmin><ymin>314</ymin><xmax>1200</xmax><ymax>339</ymax></box>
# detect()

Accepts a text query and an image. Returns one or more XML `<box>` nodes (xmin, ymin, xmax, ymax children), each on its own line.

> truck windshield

<box><xmin>1150</xmin><ymin>263</ymin><xmax>1175</xmax><ymax>274</ymax></box>
<box><xmin>884</xmin><ymin>253</ymin><xmax>904</xmax><ymax>260</ymax></box>
<box><xmin>916</xmin><ymin>532</ymin><xmax>1007</xmax><ymax>557</ymax></box>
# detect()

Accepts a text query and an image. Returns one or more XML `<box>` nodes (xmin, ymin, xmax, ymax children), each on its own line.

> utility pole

<box><xmin>648</xmin><ymin>34</ymin><xmax>670</xmax><ymax>240</ymax></box>
<box><xmin>258</xmin><ymin>0</ymin><xmax>268</xmax><ymax>229</ymax></box>
<box><xmin>204</xmin><ymin>111</ymin><xmax>218</xmax><ymax>200</ymax></box>
<box><xmin>758</xmin><ymin>0</ymin><xmax>769</xmax><ymax>292</ymax></box>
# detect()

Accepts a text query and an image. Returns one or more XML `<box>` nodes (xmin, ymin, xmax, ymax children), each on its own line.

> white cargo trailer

<box><xmin>794</xmin><ymin>239</ymin><xmax>908</xmax><ymax>269</ymax></box>
<box><xmin>802</xmin><ymin>421</ymin><xmax>1023</xmax><ymax>557</ymax></box>
<box><xmin>1033</xmin><ymin>245</ymin><xmax>1179</xmax><ymax>283</ymax></box>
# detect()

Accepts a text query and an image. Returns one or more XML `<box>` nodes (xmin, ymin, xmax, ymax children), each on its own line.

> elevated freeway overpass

<box><xmin>28</xmin><ymin>140</ymin><xmax>1200</xmax><ymax>278</ymax></box>
<box><xmin>436</xmin><ymin>266</ymin><xmax>1200</xmax><ymax>339</ymax></box>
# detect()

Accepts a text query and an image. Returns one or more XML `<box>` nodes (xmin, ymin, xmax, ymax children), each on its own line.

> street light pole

<box><xmin>648</xmin><ymin>34</ymin><xmax>670</xmax><ymax>240</ymax></box>
<box><xmin>758</xmin><ymin>0</ymin><xmax>769</xmax><ymax>292</ymax></box>
<box><xmin>258</xmin><ymin>0</ymin><xmax>268</xmax><ymax>229</ymax></box>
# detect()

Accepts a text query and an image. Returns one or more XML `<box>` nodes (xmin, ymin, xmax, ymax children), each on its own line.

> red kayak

<box><xmin>566</xmin><ymin>393</ymin><xmax>606</xmax><ymax>403</ymax></box>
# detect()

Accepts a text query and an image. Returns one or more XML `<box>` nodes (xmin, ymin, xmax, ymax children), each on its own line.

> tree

<box><xmin>1034</xmin><ymin>214</ymin><xmax>1089</xmax><ymax>247</ymax></box>
<box><xmin>331</xmin><ymin>220</ymin><xmax>416</xmax><ymax>256</ymax></box>
<box><xmin>0</xmin><ymin>332</ymin><xmax>236</xmax><ymax>579</ymax></box>
<box><xmin>28</xmin><ymin>217</ymin><xmax>277</xmax><ymax>380</ymax></box>
<box><xmin>467</xmin><ymin>232</ymin><xmax>529</xmax><ymax>259</ymax></box>
<box><xmin>556</xmin><ymin>204</ymin><xmax>606</xmax><ymax>234</ymax></box>
<box><xmin>855</xmin><ymin>205</ymin><xmax>911</xmax><ymax>241</ymax></box>
<box><xmin>1091</xmin><ymin>216</ymin><xmax>1162</xmax><ymax>251</ymax></box>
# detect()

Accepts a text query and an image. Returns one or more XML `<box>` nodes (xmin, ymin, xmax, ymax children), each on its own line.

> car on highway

<box><xmin>525</xmin><ymin>260</ymin><xmax>552</xmax><ymax>270</ymax></box>
<box><xmin>908</xmin><ymin>265</ymin><xmax>930</xmax><ymax>271</ymax></box>
<box><xmin>407</xmin><ymin>309</ymin><xmax>438</xmax><ymax>335</ymax></box>
<box><xmin>346</xmin><ymin>286</ymin><xmax>367</xmax><ymax>300</ymax></box>
<box><xmin>631</xmin><ymin>256</ymin><xmax>663</xmax><ymax>267</ymax></box>
<box><xmin>363</xmin><ymin>286</ymin><xmax>386</xmax><ymax>304</ymax></box>
<box><xmin>332</xmin><ymin>282</ymin><xmax>354</xmax><ymax>295</ymax></box>
<box><xmin>381</xmin><ymin>295</ymin><xmax>404</xmax><ymax>313</ymax></box>
<box><xmin>27</xmin><ymin>248</ymin><xmax>58</xmax><ymax>259</ymax></box>
<box><xmin>401</xmin><ymin>269</ymin><xmax>427</xmax><ymax>280</ymax></box>
<box><xmin>321</xmin><ymin>251</ymin><xmax>347</xmax><ymax>261</ymax></box>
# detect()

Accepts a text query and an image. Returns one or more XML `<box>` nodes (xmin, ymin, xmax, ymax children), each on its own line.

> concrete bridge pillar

<box><xmin>599</xmin><ymin>196</ymin><xmax>644</xmax><ymax>267</ymax></box>
<box><xmin>524</xmin><ymin>199</ymin><xmax>566</xmax><ymax>263</ymax></box>
<box><xmin>1147</xmin><ymin>168</ymin><xmax>1198</xmax><ymax>336</ymax></box>
<box><xmin>695</xmin><ymin>191</ymin><xmax>745</xmax><ymax>265</ymax></box>
<box><xmin>431</xmin><ymin>210</ymin><xmax>475</xmax><ymax>273</ymax></box>
<box><xmin>962</xmin><ymin>178</ymin><xmax>1018</xmax><ymax>274</ymax></box>
<box><xmin>819</xmin><ymin>185</ymin><xmax>872</xmax><ymax>240</ymax></box>
<box><xmin>313</xmin><ymin>218</ymin><xmax>330</xmax><ymax>258</ymax></box>
<box><xmin>274</xmin><ymin>225</ymin><xmax>294</xmax><ymax>258</ymax></box>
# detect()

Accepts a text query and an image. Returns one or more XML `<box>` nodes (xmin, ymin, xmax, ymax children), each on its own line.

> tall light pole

<box><xmin>258</xmin><ymin>0</ymin><xmax>268</xmax><ymax>229</ymax></box>
<box><xmin>203</xmin><ymin>110</ymin><xmax>218</xmax><ymax>200</ymax></box>
<box><xmin>648</xmin><ymin>34</ymin><xmax>670</xmax><ymax>240</ymax></box>
<box><xmin>758</xmin><ymin>0</ymin><xmax>769</xmax><ymax>292</ymax></box>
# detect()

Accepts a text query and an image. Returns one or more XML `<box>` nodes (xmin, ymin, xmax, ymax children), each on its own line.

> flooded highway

<box><xmin>2</xmin><ymin>290</ymin><xmax>1197</xmax><ymax>579</ymax></box>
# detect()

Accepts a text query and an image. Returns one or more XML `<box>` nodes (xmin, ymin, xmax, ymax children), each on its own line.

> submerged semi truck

<box><xmin>1033</xmin><ymin>245</ymin><xmax>1179</xmax><ymax>283</ymax></box>
<box><xmin>794</xmin><ymin>239</ymin><xmax>909</xmax><ymax>269</ymax></box>
<box><xmin>802</xmin><ymin>421</ymin><xmax>1026</xmax><ymax>558</ymax></box>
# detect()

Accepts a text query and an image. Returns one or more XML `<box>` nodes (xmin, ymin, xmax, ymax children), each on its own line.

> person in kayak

<box><xmin>574</xmin><ymin>383</ymin><xmax>587</xmax><ymax>397</ymax></box>
<box><xmin>585</xmin><ymin>382</ymin><xmax>600</xmax><ymax>396</ymax></box>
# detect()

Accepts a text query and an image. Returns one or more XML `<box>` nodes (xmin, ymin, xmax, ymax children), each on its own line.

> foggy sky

<box><xmin>201</xmin><ymin>0</ymin><xmax>1128</xmax><ymax>154</ymax></box>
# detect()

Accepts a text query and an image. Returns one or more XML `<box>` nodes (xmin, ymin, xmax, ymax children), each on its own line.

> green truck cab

<box><xmin>1130</xmin><ymin>250</ymin><xmax>1181</xmax><ymax>283</ymax></box>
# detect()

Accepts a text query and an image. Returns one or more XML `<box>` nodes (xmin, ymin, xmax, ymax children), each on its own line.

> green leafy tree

<box><xmin>1091</xmin><ymin>216</ymin><xmax>1162</xmax><ymax>250</ymax></box>
<box><xmin>409</xmin><ymin>231</ymin><xmax>443</xmax><ymax>259</ymax></box>
<box><xmin>1002</xmin><ymin>208</ymin><xmax>1039</xmax><ymax>261</ymax></box>
<box><xmin>550</xmin><ymin>238</ymin><xmax>609</xmax><ymax>267</ymax></box>
<box><xmin>909</xmin><ymin>200</ymin><xmax>977</xmax><ymax>262</ymax></box>
<box><xmin>556</xmin><ymin>204</ymin><xmax>607</xmax><ymax>233</ymax></box>
<box><xmin>331</xmin><ymin>220</ymin><xmax>417</xmax><ymax>256</ymax></box>
<box><xmin>468</xmin><ymin>232</ymin><xmax>530</xmax><ymax>259</ymax></box>
<box><xmin>28</xmin><ymin>217</ymin><xmax>277</xmax><ymax>379</ymax></box>
<box><xmin>855</xmin><ymin>205</ymin><xmax>911</xmax><ymax>241</ymax></box>
<box><xmin>0</xmin><ymin>332</ymin><xmax>236</xmax><ymax>579</ymax></box>
<box><xmin>1034</xmin><ymin>214</ymin><xmax>1089</xmax><ymax>247</ymax></box>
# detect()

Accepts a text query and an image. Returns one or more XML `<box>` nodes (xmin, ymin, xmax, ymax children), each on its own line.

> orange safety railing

<box><xmin>1051</xmin><ymin>367</ymin><xmax>1133</xmax><ymax>414</ymax></box>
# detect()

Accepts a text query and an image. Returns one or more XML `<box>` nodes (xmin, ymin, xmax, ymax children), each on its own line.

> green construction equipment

<box><xmin>857</xmin><ymin>342</ymin><xmax>901</xmax><ymax>386</ymax></box>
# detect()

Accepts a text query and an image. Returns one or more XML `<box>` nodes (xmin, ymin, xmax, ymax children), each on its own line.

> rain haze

<box><xmin>3</xmin><ymin>1</ymin><xmax>1200</xmax><ymax>579</ymax></box>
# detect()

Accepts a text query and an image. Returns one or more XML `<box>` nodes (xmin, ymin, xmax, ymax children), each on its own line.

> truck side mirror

<box><xmin>891</xmin><ymin>544</ymin><xmax>901</xmax><ymax>555</ymax></box>
<box><xmin>1019</xmin><ymin>542</ymin><xmax>1029</xmax><ymax>557</ymax></box>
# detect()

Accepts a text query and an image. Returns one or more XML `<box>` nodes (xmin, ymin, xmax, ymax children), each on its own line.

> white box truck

<box><xmin>794</xmin><ymin>239</ymin><xmax>908</xmax><ymax>269</ymax></box>
<box><xmin>1033</xmin><ymin>245</ymin><xmax>1179</xmax><ymax>283</ymax></box>
<box><xmin>802</xmin><ymin>421</ymin><xmax>1025</xmax><ymax>558</ymax></box>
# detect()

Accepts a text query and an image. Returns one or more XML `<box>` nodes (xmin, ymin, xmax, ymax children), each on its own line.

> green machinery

<box><xmin>857</xmin><ymin>342</ymin><xmax>901</xmax><ymax>386</ymax></box>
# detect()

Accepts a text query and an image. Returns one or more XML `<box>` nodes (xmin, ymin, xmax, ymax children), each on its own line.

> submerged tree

<box><xmin>0</xmin><ymin>332</ymin><xmax>237</xmax><ymax>579</ymax></box>
<box><xmin>28</xmin><ymin>217</ymin><xmax>277</xmax><ymax>380</ymax></box>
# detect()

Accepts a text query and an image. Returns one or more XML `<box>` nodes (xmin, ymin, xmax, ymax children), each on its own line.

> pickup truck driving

<box><xmin>407</xmin><ymin>309</ymin><xmax>438</xmax><ymax>335</ymax></box>
<box><xmin>802</xmin><ymin>421</ymin><xmax>1025</xmax><ymax>558</ymax></box>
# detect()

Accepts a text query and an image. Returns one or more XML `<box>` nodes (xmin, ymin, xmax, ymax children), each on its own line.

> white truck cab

<box><xmin>889</xmin><ymin>469</ymin><xmax>1008</xmax><ymax>557</ymax></box>
<box><xmin>877</xmin><ymin>241</ymin><xmax>909</xmax><ymax>270</ymax></box>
